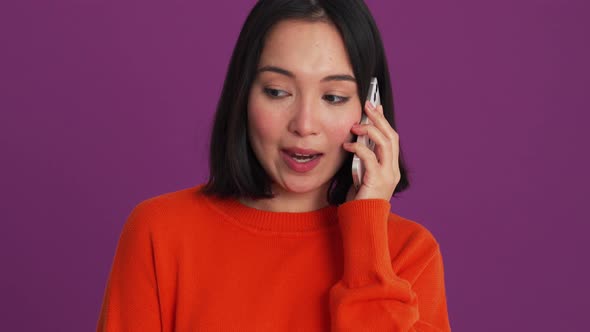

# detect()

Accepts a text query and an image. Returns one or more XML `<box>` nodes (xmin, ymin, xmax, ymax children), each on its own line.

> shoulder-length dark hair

<box><xmin>202</xmin><ymin>0</ymin><xmax>411</xmax><ymax>205</ymax></box>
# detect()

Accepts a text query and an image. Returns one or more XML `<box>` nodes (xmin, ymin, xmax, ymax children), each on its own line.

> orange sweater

<box><xmin>97</xmin><ymin>185</ymin><xmax>451</xmax><ymax>331</ymax></box>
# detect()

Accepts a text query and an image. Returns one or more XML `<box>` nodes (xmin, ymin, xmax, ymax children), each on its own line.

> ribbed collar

<box><xmin>202</xmin><ymin>193</ymin><xmax>340</xmax><ymax>234</ymax></box>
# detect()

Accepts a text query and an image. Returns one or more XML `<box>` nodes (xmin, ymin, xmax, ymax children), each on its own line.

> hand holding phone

<box><xmin>351</xmin><ymin>77</ymin><xmax>380</xmax><ymax>191</ymax></box>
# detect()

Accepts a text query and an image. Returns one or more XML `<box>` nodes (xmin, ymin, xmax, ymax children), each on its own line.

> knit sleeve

<box><xmin>97</xmin><ymin>202</ymin><xmax>162</xmax><ymax>332</ymax></box>
<box><xmin>329</xmin><ymin>199</ymin><xmax>451</xmax><ymax>331</ymax></box>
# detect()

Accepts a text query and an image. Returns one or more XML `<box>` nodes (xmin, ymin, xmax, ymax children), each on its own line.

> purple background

<box><xmin>1</xmin><ymin>0</ymin><xmax>588</xmax><ymax>331</ymax></box>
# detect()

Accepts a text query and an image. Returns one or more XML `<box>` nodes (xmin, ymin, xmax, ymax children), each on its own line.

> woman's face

<box><xmin>247</xmin><ymin>19</ymin><xmax>362</xmax><ymax>198</ymax></box>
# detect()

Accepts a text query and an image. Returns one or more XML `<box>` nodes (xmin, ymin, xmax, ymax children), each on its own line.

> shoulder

<box><xmin>386</xmin><ymin>212</ymin><xmax>443</xmax><ymax>282</ymax></box>
<box><xmin>387</xmin><ymin>212</ymin><xmax>440</xmax><ymax>250</ymax></box>
<box><xmin>337</xmin><ymin>199</ymin><xmax>440</xmax><ymax>253</ymax></box>
<box><xmin>124</xmin><ymin>184</ymin><xmax>212</xmax><ymax>233</ymax></box>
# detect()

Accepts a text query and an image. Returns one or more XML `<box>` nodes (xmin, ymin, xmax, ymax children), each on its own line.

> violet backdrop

<box><xmin>1</xmin><ymin>0</ymin><xmax>588</xmax><ymax>331</ymax></box>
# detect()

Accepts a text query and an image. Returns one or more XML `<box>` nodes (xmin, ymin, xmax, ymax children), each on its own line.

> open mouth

<box><xmin>288</xmin><ymin>153</ymin><xmax>322</xmax><ymax>163</ymax></box>
<box><xmin>281</xmin><ymin>147</ymin><xmax>324</xmax><ymax>172</ymax></box>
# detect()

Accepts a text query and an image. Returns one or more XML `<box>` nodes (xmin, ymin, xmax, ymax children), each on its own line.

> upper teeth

<box><xmin>292</xmin><ymin>155</ymin><xmax>316</xmax><ymax>163</ymax></box>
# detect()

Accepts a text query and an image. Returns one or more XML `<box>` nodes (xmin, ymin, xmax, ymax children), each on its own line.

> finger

<box><xmin>350</xmin><ymin>124</ymin><xmax>393</xmax><ymax>167</ymax></box>
<box><xmin>363</xmin><ymin>101</ymin><xmax>400</xmax><ymax>175</ymax></box>
<box><xmin>391</xmin><ymin>138</ymin><xmax>400</xmax><ymax>177</ymax></box>
<box><xmin>342</xmin><ymin>141</ymin><xmax>379</xmax><ymax>173</ymax></box>
<box><xmin>363</xmin><ymin>101</ymin><xmax>397</xmax><ymax>142</ymax></box>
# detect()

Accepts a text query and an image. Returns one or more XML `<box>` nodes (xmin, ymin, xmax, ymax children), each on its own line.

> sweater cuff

<box><xmin>337</xmin><ymin>199</ymin><xmax>394</xmax><ymax>287</ymax></box>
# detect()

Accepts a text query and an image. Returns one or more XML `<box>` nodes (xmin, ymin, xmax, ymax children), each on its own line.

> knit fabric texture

<box><xmin>97</xmin><ymin>185</ymin><xmax>451</xmax><ymax>331</ymax></box>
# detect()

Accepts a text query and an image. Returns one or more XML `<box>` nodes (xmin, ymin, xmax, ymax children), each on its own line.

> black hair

<box><xmin>202</xmin><ymin>0</ymin><xmax>411</xmax><ymax>205</ymax></box>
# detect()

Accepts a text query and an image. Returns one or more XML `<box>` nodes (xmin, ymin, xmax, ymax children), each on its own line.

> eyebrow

<box><xmin>257</xmin><ymin>65</ymin><xmax>356</xmax><ymax>83</ymax></box>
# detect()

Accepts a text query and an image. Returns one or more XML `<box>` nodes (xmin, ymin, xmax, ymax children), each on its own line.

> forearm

<box><xmin>330</xmin><ymin>199</ymin><xmax>450</xmax><ymax>331</ymax></box>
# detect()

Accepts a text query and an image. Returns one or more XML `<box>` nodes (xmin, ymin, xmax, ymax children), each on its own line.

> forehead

<box><xmin>259</xmin><ymin>19</ymin><xmax>354</xmax><ymax>77</ymax></box>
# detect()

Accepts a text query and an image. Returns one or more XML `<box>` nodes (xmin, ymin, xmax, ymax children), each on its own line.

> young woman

<box><xmin>98</xmin><ymin>1</ymin><xmax>451</xmax><ymax>331</ymax></box>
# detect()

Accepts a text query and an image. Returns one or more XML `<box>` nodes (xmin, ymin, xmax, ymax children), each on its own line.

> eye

<box><xmin>323</xmin><ymin>94</ymin><xmax>350</xmax><ymax>105</ymax></box>
<box><xmin>263</xmin><ymin>88</ymin><xmax>289</xmax><ymax>98</ymax></box>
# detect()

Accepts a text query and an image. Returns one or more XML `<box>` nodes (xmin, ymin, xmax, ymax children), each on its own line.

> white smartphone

<box><xmin>352</xmin><ymin>77</ymin><xmax>380</xmax><ymax>191</ymax></box>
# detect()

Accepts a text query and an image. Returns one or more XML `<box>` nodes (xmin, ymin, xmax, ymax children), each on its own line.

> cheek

<box><xmin>327</xmin><ymin>126</ymin><xmax>353</xmax><ymax>146</ymax></box>
<box><xmin>247</xmin><ymin>97</ymin><xmax>280</xmax><ymax>148</ymax></box>
<box><xmin>324</xmin><ymin>111</ymin><xmax>361</xmax><ymax>146</ymax></box>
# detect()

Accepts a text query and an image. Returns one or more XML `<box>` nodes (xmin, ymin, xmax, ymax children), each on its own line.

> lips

<box><xmin>281</xmin><ymin>147</ymin><xmax>324</xmax><ymax>173</ymax></box>
<box><xmin>283</xmin><ymin>147</ymin><xmax>322</xmax><ymax>156</ymax></box>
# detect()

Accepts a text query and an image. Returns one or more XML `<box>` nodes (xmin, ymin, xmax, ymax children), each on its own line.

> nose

<box><xmin>287</xmin><ymin>96</ymin><xmax>319</xmax><ymax>137</ymax></box>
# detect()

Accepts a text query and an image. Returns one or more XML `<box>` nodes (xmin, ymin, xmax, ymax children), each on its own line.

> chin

<box><xmin>278</xmin><ymin>177</ymin><xmax>329</xmax><ymax>195</ymax></box>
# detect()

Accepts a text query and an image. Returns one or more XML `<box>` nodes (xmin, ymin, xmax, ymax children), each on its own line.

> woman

<box><xmin>98</xmin><ymin>0</ymin><xmax>451</xmax><ymax>331</ymax></box>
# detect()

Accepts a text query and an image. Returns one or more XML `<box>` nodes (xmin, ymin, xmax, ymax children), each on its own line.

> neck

<box><xmin>239</xmin><ymin>184</ymin><xmax>330</xmax><ymax>213</ymax></box>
